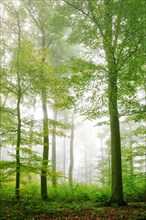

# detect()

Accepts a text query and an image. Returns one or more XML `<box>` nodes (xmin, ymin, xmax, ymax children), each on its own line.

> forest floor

<box><xmin>0</xmin><ymin>200</ymin><xmax>146</xmax><ymax>220</ymax></box>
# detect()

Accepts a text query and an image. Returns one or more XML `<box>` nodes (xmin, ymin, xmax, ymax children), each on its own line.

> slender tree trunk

<box><xmin>52</xmin><ymin>109</ymin><xmax>57</xmax><ymax>187</ymax></box>
<box><xmin>69</xmin><ymin>113</ymin><xmax>74</xmax><ymax>187</ymax></box>
<box><xmin>41</xmin><ymin>89</ymin><xmax>49</xmax><ymax>200</ymax></box>
<box><xmin>15</xmin><ymin>89</ymin><xmax>21</xmax><ymax>200</ymax></box>
<box><xmin>63</xmin><ymin>110</ymin><xmax>68</xmax><ymax>180</ymax></box>
<box><xmin>15</xmin><ymin>11</ymin><xmax>21</xmax><ymax>200</ymax></box>
<box><xmin>40</xmin><ymin>28</ymin><xmax>50</xmax><ymax>200</ymax></box>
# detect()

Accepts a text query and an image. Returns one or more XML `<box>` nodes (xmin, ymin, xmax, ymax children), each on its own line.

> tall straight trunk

<box><xmin>41</xmin><ymin>89</ymin><xmax>49</xmax><ymax>200</ymax></box>
<box><xmin>15</xmin><ymin>89</ymin><xmax>21</xmax><ymax>200</ymax></box>
<box><xmin>40</xmin><ymin>28</ymin><xmax>50</xmax><ymax>200</ymax></box>
<box><xmin>69</xmin><ymin>113</ymin><xmax>74</xmax><ymax>187</ymax></box>
<box><xmin>103</xmin><ymin>0</ymin><xmax>125</xmax><ymax>206</ymax></box>
<box><xmin>52</xmin><ymin>109</ymin><xmax>57</xmax><ymax>187</ymax></box>
<box><xmin>15</xmin><ymin>12</ymin><xmax>21</xmax><ymax>200</ymax></box>
<box><xmin>107</xmin><ymin>43</ymin><xmax>125</xmax><ymax>206</ymax></box>
<box><xmin>63</xmin><ymin>110</ymin><xmax>67</xmax><ymax>180</ymax></box>
<box><xmin>108</xmin><ymin>88</ymin><xmax>124</xmax><ymax>205</ymax></box>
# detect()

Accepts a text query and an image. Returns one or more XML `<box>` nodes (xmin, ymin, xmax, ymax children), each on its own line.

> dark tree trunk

<box><xmin>40</xmin><ymin>28</ymin><xmax>50</xmax><ymax>200</ymax></box>
<box><xmin>41</xmin><ymin>89</ymin><xmax>49</xmax><ymax>200</ymax></box>
<box><xmin>109</xmin><ymin>99</ymin><xmax>124</xmax><ymax>205</ymax></box>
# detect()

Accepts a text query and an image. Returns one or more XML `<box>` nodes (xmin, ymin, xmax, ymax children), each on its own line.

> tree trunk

<box><xmin>41</xmin><ymin>89</ymin><xmax>49</xmax><ymax>200</ymax></box>
<box><xmin>69</xmin><ymin>113</ymin><xmax>74</xmax><ymax>187</ymax></box>
<box><xmin>107</xmin><ymin>50</ymin><xmax>125</xmax><ymax>206</ymax></box>
<box><xmin>103</xmin><ymin>0</ymin><xmax>125</xmax><ymax>206</ymax></box>
<box><xmin>15</xmin><ymin>90</ymin><xmax>21</xmax><ymax>200</ymax></box>
<box><xmin>40</xmin><ymin>28</ymin><xmax>50</xmax><ymax>200</ymax></box>
<box><xmin>63</xmin><ymin>110</ymin><xmax>68</xmax><ymax>180</ymax></box>
<box><xmin>109</xmin><ymin>98</ymin><xmax>124</xmax><ymax>205</ymax></box>
<box><xmin>52</xmin><ymin>109</ymin><xmax>57</xmax><ymax>188</ymax></box>
<box><xmin>15</xmin><ymin>13</ymin><xmax>21</xmax><ymax>200</ymax></box>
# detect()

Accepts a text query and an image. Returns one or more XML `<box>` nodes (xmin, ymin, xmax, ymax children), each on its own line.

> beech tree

<box><xmin>1</xmin><ymin>0</ymin><xmax>145</xmax><ymax>206</ymax></box>
<box><xmin>60</xmin><ymin>0</ymin><xmax>146</xmax><ymax>205</ymax></box>
<box><xmin>0</xmin><ymin>1</ymin><xmax>36</xmax><ymax>199</ymax></box>
<box><xmin>23</xmin><ymin>0</ymin><xmax>75</xmax><ymax>199</ymax></box>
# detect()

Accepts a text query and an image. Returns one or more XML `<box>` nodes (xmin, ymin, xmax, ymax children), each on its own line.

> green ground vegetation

<box><xmin>0</xmin><ymin>182</ymin><xmax>146</xmax><ymax>220</ymax></box>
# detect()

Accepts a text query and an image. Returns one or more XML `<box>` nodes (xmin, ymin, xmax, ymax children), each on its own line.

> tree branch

<box><xmin>62</xmin><ymin>0</ymin><xmax>104</xmax><ymax>37</ymax></box>
<box><xmin>118</xmin><ymin>36</ymin><xmax>145</xmax><ymax>72</ymax></box>
<box><xmin>21</xmin><ymin>84</ymin><xmax>31</xmax><ymax>96</ymax></box>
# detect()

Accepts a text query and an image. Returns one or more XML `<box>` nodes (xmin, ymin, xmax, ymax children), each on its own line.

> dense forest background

<box><xmin>0</xmin><ymin>0</ymin><xmax>146</xmax><ymax>219</ymax></box>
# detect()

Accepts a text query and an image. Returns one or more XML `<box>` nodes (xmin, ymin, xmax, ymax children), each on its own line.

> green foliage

<box><xmin>1</xmin><ymin>183</ymin><xmax>146</xmax><ymax>219</ymax></box>
<box><xmin>1</xmin><ymin>0</ymin><xmax>145</xmax><ymax>206</ymax></box>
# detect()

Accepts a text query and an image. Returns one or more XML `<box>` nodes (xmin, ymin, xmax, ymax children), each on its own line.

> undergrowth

<box><xmin>1</xmin><ymin>182</ymin><xmax>146</xmax><ymax>220</ymax></box>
